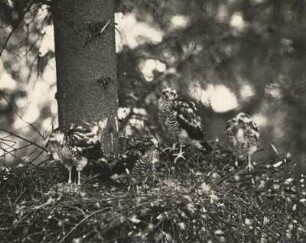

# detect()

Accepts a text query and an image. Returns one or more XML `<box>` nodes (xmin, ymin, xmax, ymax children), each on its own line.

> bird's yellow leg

<box><xmin>246</xmin><ymin>154</ymin><xmax>254</xmax><ymax>171</ymax></box>
<box><xmin>173</xmin><ymin>143</ymin><xmax>186</xmax><ymax>163</ymax></box>
<box><xmin>77</xmin><ymin>170</ymin><xmax>81</xmax><ymax>185</ymax></box>
<box><xmin>234</xmin><ymin>155</ymin><xmax>238</xmax><ymax>167</ymax></box>
<box><xmin>67</xmin><ymin>167</ymin><xmax>72</xmax><ymax>184</ymax></box>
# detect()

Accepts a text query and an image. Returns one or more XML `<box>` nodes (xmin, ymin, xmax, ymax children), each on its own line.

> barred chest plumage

<box><xmin>131</xmin><ymin>148</ymin><xmax>159</xmax><ymax>181</ymax></box>
<box><xmin>48</xmin><ymin>141</ymin><xmax>80</xmax><ymax>167</ymax></box>
<box><xmin>45</xmin><ymin>124</ymin><xmax>100</xmax><ymax>185</ymax></box>
<box><xmin>158</xmin><ymin>98</ymin><xmax>180</xmax><ymax>138</ymax></box>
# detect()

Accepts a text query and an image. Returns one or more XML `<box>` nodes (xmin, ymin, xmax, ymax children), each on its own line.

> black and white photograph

<box><xmin>0</xmin><ymin>0</ymin><xmax>305</xmax><ymax>242</ymax></box>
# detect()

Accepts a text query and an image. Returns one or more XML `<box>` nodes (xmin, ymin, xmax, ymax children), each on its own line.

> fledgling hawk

<box><xmin>46</xmin><ymin>123</ymin><xmax>102</xmax><ymax>185</ymax></box>
<box><xmin>226</xmin><ymin>112</ymin><xmax>260</xmax><ymax>171</ymax></box>
<box><xmin>129</xmin><ymin>137</ymin><xmax>159</xmax><ymax>184</ymax></box>
<box><xmin>158</xmin><ymin>87</ymin><xmax>209</xmax><ymax>162</ymax></box>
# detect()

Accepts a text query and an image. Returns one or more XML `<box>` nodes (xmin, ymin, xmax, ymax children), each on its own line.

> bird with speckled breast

<box><xmin>226</xmin><ymin>112</ymin><xmax>260</xmax><ymax>171</ymax></box>
<box><xmin>158</xmin><ymin>87</ymin><xmax>209</xmax><ymax>162</ymax></box>
<box><xmin>46</xmin><ymin>123</ymin><xmax>102</xmax><ymax>185</ymax></box>
<box><xmin>111</xmin><ymin>137</ymin><xmax>159</xmax><ymax>189</ymax></box>
<box><xmin>129</xmin><ymin>137</ymin><xmax>159</xmax><ymax>184</ymax></box>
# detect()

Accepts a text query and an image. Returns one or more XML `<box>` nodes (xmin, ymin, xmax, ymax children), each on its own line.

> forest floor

<box><xmin>0</xmin><ymin>144</ymin><xmax>305</xmax><ymax>242</ymax></box>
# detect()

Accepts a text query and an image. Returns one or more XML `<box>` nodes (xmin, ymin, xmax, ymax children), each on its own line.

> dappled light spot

<box><xmin>265</xmin><ymin>83</ymin><xmax>282</xmax><ymax>99</ymax></box>
<box><xmin>12</xmin><ymin>76</ymin><xmax>56</xmax><ymax>130</ymax></box>
<box><xmin>240</xmin><ymin>83</ymin><xmax>254</xmax><ymax>100</ymax></box>
<box><xmin>4</xmin><ymin>25</ymin><xmax>12</xmax><ymax>34</ymax></box>
<box><xmin>42</xmin><ymin>117</ymin><xmax>54</xmax><ymax>132</ymax></box>
<box><xmin>170</xmin><ymin>15</ymin><xmax>189</xmax><ymax>29</ymax></box>
<box><xmin>11</xmin><ymin>62</ymin><xmax>21</xmax><ymax>72</ymax></box>
<box><xmin>188</xmin><ymin>83</ymin><xmax>210</xmax><ymax>106</ymax></box>
<box><xmin>252</xmin><ymin>113</ymin><xmax>267</xmax><ymax>127</ymax></box>
<box><xmin>13</xmin><ymin>103</ymin><xmax>40</xmax><ymax>129</ymax></box>
<box><xmin>189</xmin><ymin>84</ymin><xmax>238</xmax><ymax>112</ymax></box>
<box><xmin>118</xmin><ymin>107</ymin><xmax>130</xmax><ymax>120</ymax></box>
<box><xmin>115</xmin><ymin>13</ymin><xmax>164</xmax><ymax>52</ymax></box>
<box><xmin>208</xmin><ymin>85</ymin><xmax>238</xmax><ymax>113</ymax></box>
<box><xmin>31</xmin><ymin>3</ymin><xmax>49</xmax><ymax>22</ymax></box>
<box><xmin>230</xmin><ymin>12</ymin><xmax>245</xmax><ymax>31</ymax></box>
<box><xmin>0</xmin><ymin>71</ymin><xmax>17</xmax><ymax>91</ymax></box>
<box><xmin>15</xmin><ymin>97</ymin><xmax>27</xmax><ymax>109</ymax></box>
<box><xmin>39</xmin><ymin>25</ymin><xmax>54</xmax><ymax>56</ymax></box>
<box><xmin>19</xmin><ymin>66</ymin><xmax>30</xmax><ymax>81</ymax></box>
<box><xmin>27</xmin><ymin>81</ymin><xmax>53</xmax><ymax>108</ymax></box>
<box><xmin>162</xmin><ymin>50</ymin><xmax>177</xmax><ymax>65</ymax></box>
<box><xmin>216</xmin><ymin>4</ymin><xmax>229</xmax><ymax>23</ymax></box>
<box><xmin>139</xmin><ymin>59</ymin><xmax>166</xmax><ymax>81</ymax></box>
<box><xmin>5</xmin><ymin>0</ymin><xmax>13</xmax><ymax>8</ymax></box>
<box><xmin>50</xmin><ymin>97</ymin><xmax>58</xmax><ymax>116</ymax></box>
<box><xmin>41</xmin><ymin>57</ymin><xmax>56</xmax><ymax>85</ymax></box>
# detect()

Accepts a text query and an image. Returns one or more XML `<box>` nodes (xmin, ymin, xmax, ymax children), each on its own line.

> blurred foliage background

<box><xmin>0</xmin><ymin>0</ymin><xmax>305</xmax><ymax>170</ymax></box>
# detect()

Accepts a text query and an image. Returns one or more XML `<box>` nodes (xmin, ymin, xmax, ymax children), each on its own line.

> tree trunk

<box><xmin>52</xmin><ymin>0</ymin><xmax>118</xmax><ymax>154</ymax></box>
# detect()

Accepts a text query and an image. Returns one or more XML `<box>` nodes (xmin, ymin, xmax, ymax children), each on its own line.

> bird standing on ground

<box><xmin>111</xmin><ymin>137</ymin><xmax>159</xmax><ymax>190</ymax></box>
<box><xmin>226</xmin><ymin>112</ymin><xmax>260</xmax><ymax>171</ymax></box>
<box><xmin>158</xmin><ymin>87</ymin><xmax>208</xmax><ymax>162</ymax></box>
<box><xmin>129</xmin><ymin>137</ymin><xmax>159</xmax><ymax>184</ymax></box>
<box><xmin>46</xmin><ymin>123</ymin><xmax>101</xmax><ymax>185</ymax></box>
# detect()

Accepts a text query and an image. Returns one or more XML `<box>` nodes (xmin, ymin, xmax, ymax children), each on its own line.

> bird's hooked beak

<box><xmin>161</xmin><ymin>91</ymin><xmax>169</xmax><ymax>100</ymax></box>
<box><xmin>237</xmin><ymin>119</ymin><xmax>246</xmax><ymax>128</ymax></box>
<box><xmin>161</xmin><ymin>87</ymin><xmax>174</xmax><ymax>101</ymax></box>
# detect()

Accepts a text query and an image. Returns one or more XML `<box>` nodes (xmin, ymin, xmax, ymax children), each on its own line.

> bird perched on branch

<box><xmin>158</xmin><ymin>87</ymin><xmax>209</xmax><ymax>162</ymax></box>
<box><xmin>226</xmin><ymin>112</ymin><xmax>260</xmax><ymax>171</ymax></box>
<box><xmin>46</xmin><ymin>122</ymin><xmax>103</xmax><ymax>185</ymax></box>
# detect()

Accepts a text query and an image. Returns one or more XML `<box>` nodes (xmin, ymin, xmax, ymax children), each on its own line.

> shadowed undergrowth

<box><xmin>0</xmin><ymin>145</ymin><xmax>305</xmax><ymax>242</ymax></box>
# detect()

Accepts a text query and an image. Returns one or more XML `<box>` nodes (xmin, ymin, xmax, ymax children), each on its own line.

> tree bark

<box><xmin>52</xmin><ymin>0</ymin><xmax>118</xmax><ymax>154</ymax></box>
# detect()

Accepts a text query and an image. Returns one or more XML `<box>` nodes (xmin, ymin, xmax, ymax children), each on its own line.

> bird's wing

<box><xmin>173</xmin><ymin>98</ymin><xmax>204</xmax><ymax>140</ymax></box>
<box><xmin>226</xmin><ymin>119</ymin><xmax>238</xmax><ymax>137</ymax></box>
<box><xmin>250</xmin><ymin>120</ymin><xmax>259</xmax><ymax>133</ymax></box>
<box><xmin>131</xmin><ymin>148</ymin><xmax>159</xmax><ymax>182</ymax></box>
<box><xmin>65</xmin><ymin>124</ymin><xmax>96</xmax><ymax>147</ymax></box>
<box><xmin>247</xmin><ymin>120</ymin><xmax>260</xmax><ymax>140</ymax></box>
<box><xmin>65</xmin><ymin>124</ymin><xmax>103</xmax><ymax>159</ymax></box>
<box><xmin>226</xmin><ymin>119</ymin><xmax>238</xmax><ymax>149</ymax></box>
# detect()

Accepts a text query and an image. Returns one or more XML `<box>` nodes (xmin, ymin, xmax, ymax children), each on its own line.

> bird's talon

<box><xmin>246</xmin><ymin>163</ymin><xmax>254</xmax><ymax>171</ymax></box>
<box><xmin>173</xmin><ymin>152</ymin><xmax>185</xmax><ymax>163</ymax></box>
